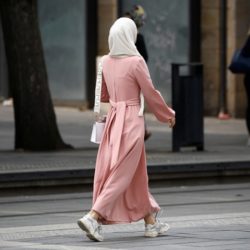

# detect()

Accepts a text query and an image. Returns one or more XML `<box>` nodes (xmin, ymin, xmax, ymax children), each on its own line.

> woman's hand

<box><xmin>167</xmin><ymin>117</ymin><xmax>175</xmax><ymax>128</ymax></box>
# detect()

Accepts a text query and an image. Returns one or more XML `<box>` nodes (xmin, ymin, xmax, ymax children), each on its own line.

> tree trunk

<box><xmin>0</xmin><ymin>0</ymin><xmax>72</xmax><ymax>151</ymax></box>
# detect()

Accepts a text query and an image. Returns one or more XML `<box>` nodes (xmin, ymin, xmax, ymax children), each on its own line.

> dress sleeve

<box><xmin>134</xmin><ymin>58</ymin><xmax>175</xmax><ymax>123</ymax></box>
<box><xmin>101</xmin><ymin>73</ymin><xmax>109</xmax><ymax>103</ymax></box>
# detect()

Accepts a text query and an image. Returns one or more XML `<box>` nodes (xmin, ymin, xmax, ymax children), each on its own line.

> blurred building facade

<box><xmin>99</xmin><ymin>0</ymin><xmax>250</xmax><ymax>118</ymax></box>
<box><xmin>0</xmin><ymin>0</ymin><xmax>250</xmax><ymax>117</ymax></box>
<box><xmin>202</xmin><ymin>0</ymin><xmax>250</xmax><ymax>117</ymax></box>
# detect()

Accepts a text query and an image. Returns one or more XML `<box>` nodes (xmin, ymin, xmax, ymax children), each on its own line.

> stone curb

<box><xmin>1</xmin><ymin>160</ymin><xmax>250</xmax><ymax>188</ymax></box>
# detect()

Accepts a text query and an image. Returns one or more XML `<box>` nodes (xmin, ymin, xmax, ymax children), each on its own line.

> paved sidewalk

<box><xmin>1</xmin><ymin>213</ymin><xmax>250</xmax><ymax>250</ymax></box>
<box><xmin>1</xmin><ymin>182</ymin><xmax>250</xmax><ymax>249</ymax></box>
<box><xmin>0</xmin><ymin>105</ymin><xmax>250</xmax><ymax>188</ymax></box>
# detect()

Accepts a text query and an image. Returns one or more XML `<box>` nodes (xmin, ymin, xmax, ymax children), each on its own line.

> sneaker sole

<box><xmin>144</xmin><ymin>232</ymin><xmax>158</xmax><ymax>238</ymax></box>
<box><xmin>77</xmin><ymin>220</ymin><xmax>103</xmax><ymax>242</ymax></box>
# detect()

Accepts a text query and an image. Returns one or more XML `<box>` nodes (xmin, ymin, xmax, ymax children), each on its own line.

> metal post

<box><xmin>189</xmin><ymin>0</ymin><xmax>201</xmax><ymax>62</ymax></box>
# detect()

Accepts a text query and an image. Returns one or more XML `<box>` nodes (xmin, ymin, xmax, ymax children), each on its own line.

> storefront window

<box><xmin>38</xmin><ymin>0</ymin><xmax>87</xmax><ymax>102</ymax></box>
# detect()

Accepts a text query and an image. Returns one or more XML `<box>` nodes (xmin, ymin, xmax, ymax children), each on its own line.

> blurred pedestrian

<box><xmin>241</xmin><ymin>29</ymin><xmax>250</xmax><ymax>145</ymax></box>
<box><xmin>77</xmin><ymin>17</ymin><xmax>175</xmax><ymax>242</ymax></box>
<box><xmin>125</xmin><ymin>5</ymin><xmax>151</xmax><ymax>140</ymax></box>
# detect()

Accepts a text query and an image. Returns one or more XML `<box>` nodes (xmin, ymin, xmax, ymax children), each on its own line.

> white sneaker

<box><xmin>156</xmin><ymin>220</ymin><xmax>170</xmax><ymax>234</ymax></box>
<box><xmin>144</xmin><ymin>220</ymin><xmax>170</xmax><ymax>238</ymax></box>
<box><xmin>77</xmin><ymin>214</ymin><xmax>103</xmax><ymax>242</ymax></box>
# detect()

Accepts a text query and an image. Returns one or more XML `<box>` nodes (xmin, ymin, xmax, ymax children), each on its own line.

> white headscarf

<box><xmin>108</xmin><ymin>17</ymin><xmax>141</xmax><ymax>57</ymax></box>
<box><xmin>94</xmin><ymin>18</ymin><xmax>144</xmax><ymax>116</ymax></box>
<box><xmin>108</xmin><ymin>17</ymin><xmax>144</xmax><ymax>116</ymax></box>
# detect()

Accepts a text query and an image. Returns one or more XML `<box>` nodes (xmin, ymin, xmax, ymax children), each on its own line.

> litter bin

<box><xmin>171</xmin><ymin>63</ymin><xmax>204</xmax><ymax>152</ymax></box>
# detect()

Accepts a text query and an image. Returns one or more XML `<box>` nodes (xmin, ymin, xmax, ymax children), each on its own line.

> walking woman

<box><xmin>77</xmin><ymin>17</ymin><xmax>175</xmax><ymax>242</ymax></box>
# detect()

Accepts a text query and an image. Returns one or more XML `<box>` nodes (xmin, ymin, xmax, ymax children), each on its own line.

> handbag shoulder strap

<box><xmin>94</xmin><ymin>56</ymin><xmax>105</xmax><ymax>114</ymax></box>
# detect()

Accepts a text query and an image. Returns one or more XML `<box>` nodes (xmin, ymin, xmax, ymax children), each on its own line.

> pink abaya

<box><xmin>92</xmin><ymin>55</ymin><xmax>175</xmax><ymax>224</ymax></box>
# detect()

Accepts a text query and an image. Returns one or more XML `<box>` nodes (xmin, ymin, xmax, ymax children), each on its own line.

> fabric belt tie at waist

<box><xmin>109</xmin><ymin>99</ymin><xmax>140</xmax><ymax>108</ymax></box>
<box><xmin>107</xmin><ymin>99</ymin><xmax>140</xmax><ymax>167</ymax></box>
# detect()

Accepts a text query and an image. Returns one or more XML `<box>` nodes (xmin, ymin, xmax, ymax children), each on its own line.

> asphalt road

<box><xmin>0</xmin><ymin>181</ymin><xmax>250</xmax><ymax>249</ymax></box>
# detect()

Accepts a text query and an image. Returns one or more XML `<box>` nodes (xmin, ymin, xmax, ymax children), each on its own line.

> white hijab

<box><xmin>108</xmin><ymin>17</ymin><xmax>141</xmax><ymax>57</ymax></box>
<box><xmin>108</xmin><ymin>17</ymin><xmax>144</xmax><ymax>116</ymax></box>
<box><xmin>94</xmin><ymin>18</ymin><xmax>144</xmax><ymax>116</ymax></box>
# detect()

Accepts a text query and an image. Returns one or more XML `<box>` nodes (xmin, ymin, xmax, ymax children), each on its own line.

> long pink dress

<box><xmin>92</xmin><ymin>55</ymin><xmax>175</xmax><ymax>224</ymax></box>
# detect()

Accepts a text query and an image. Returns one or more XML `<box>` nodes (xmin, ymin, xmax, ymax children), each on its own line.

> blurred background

<box><xmin>1</xmin><ymin>0</ymin><xmax>249</xmax><ymax>116</ymax></box>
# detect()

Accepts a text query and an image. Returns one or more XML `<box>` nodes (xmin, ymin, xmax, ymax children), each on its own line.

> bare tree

<box><xmin>0</xmin><ymin>0</ymin><xmax>72</xmax><ymax>150</ymax></box>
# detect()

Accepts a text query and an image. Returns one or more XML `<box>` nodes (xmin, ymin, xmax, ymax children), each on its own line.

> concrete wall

<box><xmin>98</xmin><ymin>0</ymin><xmax>117</xmax><ymax>55</ymax></box>
<box><xmin>201</xmin><ymin>0</ymin><xmax>221</xmax><ymax>116</ymax></box>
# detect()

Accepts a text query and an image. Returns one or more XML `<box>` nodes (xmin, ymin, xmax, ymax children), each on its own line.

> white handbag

<box><xmin>90</xmin><ymin>120</ymin><xmax>106</xmax><ymax>144</ymax></box>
